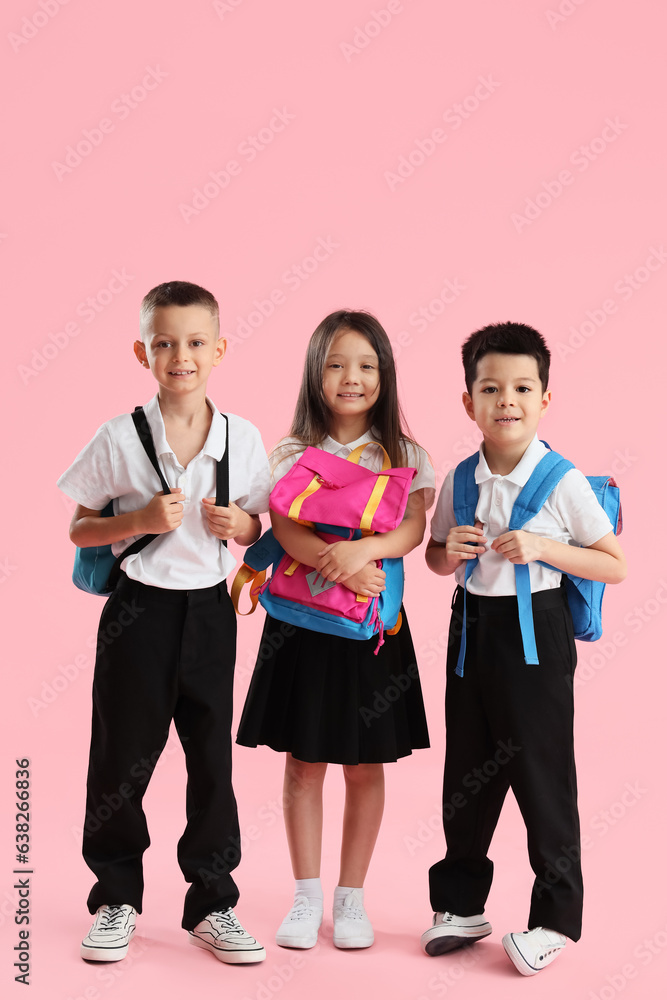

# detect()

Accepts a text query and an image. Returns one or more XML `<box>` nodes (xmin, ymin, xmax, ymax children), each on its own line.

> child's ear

<box><xmin>134</xmin><ymin>340</ymin><xmax>149</xmax><ymax>368</ymax></box>
<box><xmin>212</xmin><ymin>336</ymin><xmax>227</xmax><ymax>367</ymax></box>
<box><xmin>462</xmin><ymin>391</ymin><xmax>476</xmax><ymax>421</ymax></box>
<box><xmin>539</xmin><ymin>388</ymin><xmax>552</xmax><ymax>417</ymax></box>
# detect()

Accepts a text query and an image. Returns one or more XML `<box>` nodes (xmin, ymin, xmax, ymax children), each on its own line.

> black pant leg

<box><xmin>429</xmin><ymin>593</ymin><xmax>511</xmax><ymax>915</ymax></box>
<box><xmin>429</xmin><ymin>588</ymin><xmax>583</xmax><ymax>939</ymax></box>
<box><xmin>174</xmin><ymin>584</ymin><xmax>241</xmax><ymax>930</ymax></box>
<box><xmin>482</xmin><ymin>596</ymin><xmax>582</xmax><ymax>940</ymax></box>
<box><xmin>84</xmin><ymin>580</ymin><xmax>182</xmax><ymax>913</ymax></box>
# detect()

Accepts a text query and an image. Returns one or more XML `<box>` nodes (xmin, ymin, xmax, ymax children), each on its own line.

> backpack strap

<box><xmin>452</xmin><ymin>453</ymin><xmax>479</xmax><ymax>527</ymax></box>
<box><xmin>508</xmin><ymin>451</ymin><xmax>574</xmax><ymax>530</ymax></box>
<box><xmin>509</xmin><ymin>450</ymin><xmax>574</xmax><ymax>665</ymax></box>
<box><xmin>347</xmin><ymin>441</ymin><xmax>391</xmax><ymax>471</ymax></box>
<box><xmin>452</xmin><ymin>454</ymin><xmax>482</xmax><ymax>677</ymax></box>
<box><xmin>130</xmin><ymin>407</ymin><xmax>171</xmax><ymax>494</ymax></box>
<box><xmin>231</xmin><ymin>527</ymin><xmax>284</xmax><ymax>615</ymax></box>
<box><xmin>216</xmin><ymin>414</ymin><xmax>230</xmax><ymax>548</ymax></box>
<box><xmin>230</xmin><ymin>564</ymin><xmax>266</xmax><ymax>614</ymax></box>
<box><xmin>106</xmin><ymin>407</ymin><xmax>230</xmax><ymax>589</ymax></box>
<box><xmin>105</xmin><ymin>407</ymin><xmax>171</xmax><ymax>591</ymax></box>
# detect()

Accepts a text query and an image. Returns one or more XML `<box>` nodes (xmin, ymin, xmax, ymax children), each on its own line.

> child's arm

<box><xmin>202</xmin><ymin>499</ymin><xmax>262</xmax><ymax>546</ymax></box>
<box><xmin>491</xmin><ymin>529</ymin><xmax>626</xmax><ymax>584</ymax></box>
<box><xmin>69</xmin><ymin>489</ymin><xmax>185</xmax><ymax>546</ymax></box>
<box><xmin>314</xmin><ymin>489</ymin><xmax>428</xmax><ymax>584</ymax></box>
<box><xmin>425</xmin><ymin>522</ymin><xmax>488</xmax><ymax>576</ymax></box>
<box><xmin>270</xmin><ymin>511</ymin><xmax>386</xmax><ymax>597</ymax></box>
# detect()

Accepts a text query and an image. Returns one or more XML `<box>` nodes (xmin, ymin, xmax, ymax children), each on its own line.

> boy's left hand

<box><xmin>316</xmin><ymin>539</ymin><xmax>373</xmax><ymax>583</ymax></box>
<box><xmin>491</xmin><ymin>529</ymin><xmax>549</xmax><ymax>564</ymax></box>
<box><xmin>202</xmin><ymin>498</ymin><xmax>249</xmax><ymax>541</ymax></box>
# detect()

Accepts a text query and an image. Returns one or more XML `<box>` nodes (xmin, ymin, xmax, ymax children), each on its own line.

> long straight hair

<box><xmin>288</xmin><ymin>310</ymin><xmax>414</xmax><ymax>468</ymax></box>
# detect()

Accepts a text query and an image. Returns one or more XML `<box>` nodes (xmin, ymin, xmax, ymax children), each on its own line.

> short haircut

<box><xmin>140</xmin><ymin>281</ymin><xmax>219</xmax><ymax>335</ymax></box>
<box><xmin>462</xmin><ymin>321</ymin><xmax>550</xmax><ymax>392</ymax></box>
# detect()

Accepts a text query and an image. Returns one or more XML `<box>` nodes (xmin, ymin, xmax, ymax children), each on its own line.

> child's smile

<box><xmin>322</xmin><ymin>329</ymin><xmax>380</xmax><ymax>420</ymax></box>
<box><xmin>134</xmin><ymin>304</ymin><xmax>225</xmax><ymax>399</ymax></box>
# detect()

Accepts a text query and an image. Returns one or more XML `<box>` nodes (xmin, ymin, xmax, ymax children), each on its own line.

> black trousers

<box><xmin>83</xmin><ymin>573</ymin><xmax>240</xmax><ymax>930</ymax></box>
<box><xmin>428</xmin><ymin>585</ymin><xmax>583</xmax><ymax>941</ymax></box>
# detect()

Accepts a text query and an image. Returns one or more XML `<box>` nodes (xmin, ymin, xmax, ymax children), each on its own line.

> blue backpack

<box><xmin>231</xmin><ymin>525</ymin><xmax>404</xmax><ymax>652</ymax></box>
<box><xmin>453</xmin><ymin>447</ymin><xmax>622</xmax><ymax>677</ymax></box>
<box><xmin>72</xmin><ymin>407</ymin><xmax>229</xmax><ymax>595</ymax></box>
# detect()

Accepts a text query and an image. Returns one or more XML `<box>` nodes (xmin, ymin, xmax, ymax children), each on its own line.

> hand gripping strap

<box><xmin>105</xmin><ymin>407</ymin><xmax>172</xmax><ymax>592</ymax></box>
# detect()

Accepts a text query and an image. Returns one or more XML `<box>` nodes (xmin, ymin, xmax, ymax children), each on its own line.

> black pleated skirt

<box><xmin>236</xmin><ymin>608</ymin><xmax>430</xmax><ymax>765</ymax></box>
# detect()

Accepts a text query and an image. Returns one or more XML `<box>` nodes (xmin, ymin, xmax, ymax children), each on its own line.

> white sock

<box><xmin>543</xmin><ymin>927</ymin><xmax>567</xmax><ymax>944</ymax></box>
<box><xmin>334</xmin><ymin>885</ymin><xmax>362</xmax><ymax>907</ymax></box>
<box><xmin>294</xmin><ymin>878</ymin><xmax>323</xmax><ymax>909</ymax></box>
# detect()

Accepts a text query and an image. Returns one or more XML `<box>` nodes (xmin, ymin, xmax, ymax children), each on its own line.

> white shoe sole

<box><xmin>276</xmin><ymin>903</ymin><xmax>322</xmax><ymax>949</ymax></box>
<box><xmin>188</xmin><ymin>932</ymin><xmax>266</xmax><ymax>964</ymax></box>
<box><xmin>276</xmin><ymin>931</ymin><xmax>319</xmax><ymax>949</ymax></box>
<box><xmin>333</xmin><ymin>935</ymin><xmax>374</xmax><ymax>949</ymax></box>
<box><xmin>276</xmin><ymin>921</ymin><xmax>321</xmax><ymax>949</ymax></box>
<box><xmin>80</xmin><ymin>927</ymin><xmax>135</xmax><ymax>962</ymax></box>
<box><xmin>502</xmin><ymin>932</ymin><xmax>562</xmax><ymax>976</ymax></box>
<box><xmin>421</xmin><ymin>920</ymin><xmax>492</xmax><ymax>956</ymax></box>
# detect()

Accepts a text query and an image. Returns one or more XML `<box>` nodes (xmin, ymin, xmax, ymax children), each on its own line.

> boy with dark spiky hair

<box><xmin>58</xmin><ymin>281</ymin><xmax>270</xmax><ymax>966</ymax></box>
<box><xmin>421</xmin><ymin>322</ymin><xmax>625</xmax><ymax>975</ymax></box>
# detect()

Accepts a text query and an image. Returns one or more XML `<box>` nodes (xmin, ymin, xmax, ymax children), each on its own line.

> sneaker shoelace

<box><xmin>286</xmin><ymin>897</ymin><xmax>318</xmax><ymax>922</ymax></box>
<box><xmin>209</xmin><ymin>909</ymin><xmax>246</xmax><ymax>937</ymax></box>
<box><xmin>337</xmin><ymin>895</ymin><xmax>364</xmax><ymax>921</ymax></box>
<box><xmin>97</xmin><ymin>906</ymin><xmax>128</xmax><ymax>931</ymax></box>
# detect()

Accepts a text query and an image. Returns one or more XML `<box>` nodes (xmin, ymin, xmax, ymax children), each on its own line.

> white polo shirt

<box><xmin>270</xmin><ymin>431</ymin><xmax>435</xmax><ymax>507</ymax></box>
<box><xmin>57</xmin><ymin>395</ymin><xmax>271</xmax><ymax>589</ymax></box>
<box><xmin>430</xmin><ymin>436</ymin><xmax>613</xmax><ymax>596</ymax></box>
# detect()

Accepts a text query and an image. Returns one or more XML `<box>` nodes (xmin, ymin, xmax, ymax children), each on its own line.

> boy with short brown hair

<box><xmin>422</xmin><ymin>322</ymin><xmax>625</xmax><ymax>975</ymax></box>
<box><xmin>58</xmin><ymin>281</ymin><xmax>270</xmax><ymax>965</ymax></box>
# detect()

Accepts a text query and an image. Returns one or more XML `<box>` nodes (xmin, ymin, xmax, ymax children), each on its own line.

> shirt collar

<box><xmin>475</xmin><ymin>435</ymin><xmax>548</xmax><ymax>486</ymax></box>
<box><xmin>323</xmin><ymin>428</ymin><xmax>382</xmax><ymax>455</ymax></box>
<box><xmin>202</xmin><ymin>400</ymin><xmax>227</xmax><ymax>460</ymax></box>
<box><xmin>143</xmin><ymin>395</ymin><xmax>226</xmax><ymax>461</ymax></box>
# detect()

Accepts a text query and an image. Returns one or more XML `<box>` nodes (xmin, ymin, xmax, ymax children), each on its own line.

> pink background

<box><xmin>2</xmin><ymin>1</ymin><xmax>665</xmax><ymax>997</ymax></box>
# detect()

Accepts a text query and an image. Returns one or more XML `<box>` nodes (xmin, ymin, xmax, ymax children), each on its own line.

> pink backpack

<box><xmin>270</xmin><ymin>442</ymin><xmax>415</xmax><ymax>531</ymax></box>
<box><xmin>232</xmin><ymin>442</ymin><xmax>416</xmax><ymax>650</ymax></box>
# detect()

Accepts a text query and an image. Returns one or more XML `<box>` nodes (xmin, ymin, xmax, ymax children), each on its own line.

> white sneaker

<box><xmin>80</xmin><ymin>904</ymin><xmax>137</xmax><ymax>962</ymax></box>
<box><xmin>502</xmin><ymin>926</ymin><xmax>567</xmax><ymax>975</ymax></box>
<box><xmin>276</xmin><ymin>894</ymin><xmax>323</xmax><ymax>949</ymax></box>
<box><xmin>421</xmin><ymin>911</ymin><xmax>492</xmax><ymax>955</ymax></box>
<box><xmin>332</xmin><ymin>888</ymin><xmax>374</xmax><ymax>949</ymax></box>
<box><xmin>189</xmin><ymin>908</ymin><xmax>266</xmax><ymax>964</ymax></box>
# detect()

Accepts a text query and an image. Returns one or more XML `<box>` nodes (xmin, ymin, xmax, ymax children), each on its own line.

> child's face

<box><xmin>322</xmin><ymin>329</ymin><xmax>380</xmax><ymax>419</ymax></box>
<box><xmin>462</xmin><ymin>352</ymin><xmax>550</xmax><ymax>452</ymax></box>
<box><xmin>134</xmin><ymin>305</ymin><xmax>225</xmax><ymax>398</ymax></box>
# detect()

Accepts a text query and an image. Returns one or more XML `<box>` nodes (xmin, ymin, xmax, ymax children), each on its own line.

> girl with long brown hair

<box><xmin>237</xmin><ymin>309</ymin><xmax>434</xmax><ymax>951</ymax></box>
